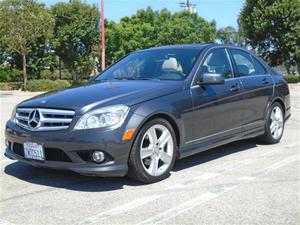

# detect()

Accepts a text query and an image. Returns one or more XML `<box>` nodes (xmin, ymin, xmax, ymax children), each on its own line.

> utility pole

<box><xmin>180</xmin><ymin>0</ymin><xmax>197</xmax><ymax>13</ymax></box>
<box><xmin>100</xmin><ymin>0</ymin><xmax>105</xmax><ymax>71</ymax></box>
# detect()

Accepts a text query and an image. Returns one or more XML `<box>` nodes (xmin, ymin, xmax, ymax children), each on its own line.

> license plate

<box><xmin>24</xmin><ymin>142</ymin><xmax>45</xmax><ymax>161</ymax></box>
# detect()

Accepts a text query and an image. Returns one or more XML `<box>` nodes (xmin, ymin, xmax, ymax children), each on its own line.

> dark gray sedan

<box><xmin>5</xmin><ymin>44</ymin><xmax>291</xmax><ymax>183</ymax></box>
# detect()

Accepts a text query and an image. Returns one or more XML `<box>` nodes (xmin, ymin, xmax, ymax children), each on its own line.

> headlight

<box><xmin>74</xmin><ymin>104</ymin><xmax>129</xmax><ymax>130</ymax></box>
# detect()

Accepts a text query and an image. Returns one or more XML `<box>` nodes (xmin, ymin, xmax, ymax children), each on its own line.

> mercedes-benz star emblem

<box><xmin>28</xmin><ymin>110</ymin><xmax>40</xmax><ymax>129</ymax></box>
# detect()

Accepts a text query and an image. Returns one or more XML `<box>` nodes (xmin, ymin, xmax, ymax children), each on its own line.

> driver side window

<box><xmin>199</xmin><ymin>49</ymin><xmax>233</xmax><ymax>79</ymax></box>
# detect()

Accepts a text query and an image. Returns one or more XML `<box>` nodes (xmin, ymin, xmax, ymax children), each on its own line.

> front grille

<box><xmin>45</xmin><ymin>147</ymin><xmax>72</xmax><ymax>162</ymax></box>
<box><xmin>15</xmin><ymin>108</ymin><xmax>75</xmax><ymax>131</ymax></box>
<box><xmin>12</xmin><ymin>143</ymin><xmax>71</xmax><ymax>162</ymax></box>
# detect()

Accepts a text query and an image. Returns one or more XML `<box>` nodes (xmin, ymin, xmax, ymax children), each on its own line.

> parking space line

<box><xmin>138</xmin><ymin>192</ymin><xmax>219</xmax><ymax>225</ymax></box>
<box><xmin>264</xmin><ymin>156</ymin><xmax>298</xmax><ymax>173</ymax></box>
<box><xmin>137</xmin><ymin>157</ymin><xmax>298</xmax><ymax>225</ymax></box>
<box><xmin>137</xmin><ymin>176</ymin><xmax>255</xmax><ymax>225</ymax></box>
<box><xmin>164</xmin><ymin>172</ymin><xmax>218</xmax><ymax>190</ymax></box>
<box><xmin>75</xmin><ymin>152</ymin><xmax>298</xmax><ymax>225</ymax></box>
<box><xmin>76</xmin><ymin>194</ymin><xmax>165</xmax><ymax>225</ymax></box>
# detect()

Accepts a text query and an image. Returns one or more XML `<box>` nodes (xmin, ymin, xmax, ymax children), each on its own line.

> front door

<box><xmin>187</xmin><ymin>48</ymin><xmax>244</xmax><ymax>145</ymax></box>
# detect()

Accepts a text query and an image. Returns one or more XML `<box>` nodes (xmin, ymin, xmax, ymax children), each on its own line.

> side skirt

<box><xmin>177</xmin><ymin>127</ymin><xmax>265</xmax><ymax>159</ymax></box>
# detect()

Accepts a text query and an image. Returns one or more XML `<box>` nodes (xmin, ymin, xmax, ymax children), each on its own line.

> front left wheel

<box><xmin>127</xmin><ymin>118</ymin><xmax>177</xmax><ymax>183</ymax></box>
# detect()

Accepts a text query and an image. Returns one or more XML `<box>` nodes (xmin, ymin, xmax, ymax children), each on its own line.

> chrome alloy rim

<box><xmin>140</xmin><ymin>124</ymin><xmax>174</xmax><ymax>176</ymax></box>
<box><xmin>270</xmin><ymin>106</ymin><xmax>284</xmax><ymax>140</ymax></box>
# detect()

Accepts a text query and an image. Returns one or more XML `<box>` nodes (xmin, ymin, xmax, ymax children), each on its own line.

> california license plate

<box><xmin>24</xmin><ymin>142</ymin><xmax>45</xmax><ymax>161</ymax></box>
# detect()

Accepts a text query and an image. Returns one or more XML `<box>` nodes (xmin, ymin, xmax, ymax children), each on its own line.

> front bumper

<box><xmin>4</xmin><ymin>116</ymin><xmax>143</xmax><ymax>177</ymax></box>
<box><xmin>4</xmin><ymin>148</ymin><xmax>127</xmax><ymax>176</ymax></box>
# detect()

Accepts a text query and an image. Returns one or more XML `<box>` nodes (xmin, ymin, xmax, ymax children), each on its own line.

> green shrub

<box><xmin>0</xmin><ymin>65</ymin><xmax>22</xmax><ymax>82</ymax></box>
<box><xmin>40</xmin><ymin>70</ymin><xmax>62</xmax><ymax>80</ymax></box>
<box><xmin>10</xmin><ymin>68</ymin><xmax>23</xmax><ymax>82</ymax></box>
<box><xmin>26</xmin><ymin>79</ymin><xmax>71</xmax><ymax>92</ymax></box>
<box><xmin>0</xmin><ymin>82</ymin><xmax>22</xmax><ymax>90</ymax></box>
<box><xmin>284</xmin><ymin>75</ymin><xmax>300</xmax><ymax>83</ymax></box>
<box><xmin>0</xmin><ymin>69</ymin><xmax>10</xmax><ymax>82</ymax></box>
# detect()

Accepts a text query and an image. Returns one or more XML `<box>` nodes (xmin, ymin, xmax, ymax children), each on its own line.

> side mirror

<box><xmin>89</xmin><ymin>75</ymin><xmax>96</xmax><ymax>82</ymax></box>
<box><xmin>197</xmin><ymin>73</ymin><xmax>225</xmax><ymax>85</ymax></box>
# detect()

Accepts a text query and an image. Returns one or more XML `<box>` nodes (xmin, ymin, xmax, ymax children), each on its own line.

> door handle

<box><xmin>230</xmin><ymin>83</ymin><xmax>240</xmax><ymax>92</ymax></box>
<box><xmin>262</xmin><ymin>77</ymin><xmax>269</xmax><ymax>85</ymax></box>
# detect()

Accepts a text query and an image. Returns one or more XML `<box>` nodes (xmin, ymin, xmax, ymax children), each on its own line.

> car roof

<box><xmin>139</xmin><ymin>43</ymin><xmax>247</xmax><ymax>52</ymax></box>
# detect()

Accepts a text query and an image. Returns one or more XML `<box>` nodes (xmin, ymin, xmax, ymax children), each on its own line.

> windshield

<box><xmin>96</xmin><ymin>49</ymin><xmax>202</xmax><ymax>81</ymax></box>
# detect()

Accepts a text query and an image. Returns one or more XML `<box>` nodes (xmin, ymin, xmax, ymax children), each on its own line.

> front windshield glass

<box><xmin>96</xmin><ymin>49</ymin><xmax>202</xmax><ymax>81</ymax></box>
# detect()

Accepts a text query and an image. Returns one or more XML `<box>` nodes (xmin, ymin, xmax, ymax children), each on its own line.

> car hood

<box><xmin>18</xmin><ymin>80</ymin><xmax>184</xmax><ymax>114</ymax></box>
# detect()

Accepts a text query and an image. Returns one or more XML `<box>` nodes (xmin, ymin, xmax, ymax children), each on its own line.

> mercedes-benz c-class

<box><xmin>5</xmin><ymin>44</ymin><xmax>291</xmax><ymax>183</ymax></box>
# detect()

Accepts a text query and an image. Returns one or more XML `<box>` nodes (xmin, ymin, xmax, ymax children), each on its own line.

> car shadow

<box><xmin>4</xmin><ymin>139</ymin><xmax>258</xmax><ymax>193</ymax></box>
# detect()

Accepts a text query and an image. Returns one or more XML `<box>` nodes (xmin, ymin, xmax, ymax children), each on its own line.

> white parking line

<box><xmin>164</xmin><ymin>172</ymin><xmax>218</xmax><ymax>190</ymax></box>
<box><xmin>76</xmin><ymin>194</ymin><xmax>165</xmax><ymax>225</ymax></box>
<box><xmin>138</xmin><ymin>176</ymin><xmax>254</xmax><ymax>225</ymax></box>
<box><xmin>264</xmin><ymin>156</ymin><xmax>298</xmax><ymax>173</ymax></box>
<box><xmin>138</xmin><ymin>192</ymin><xmax>219</xmax><ymax>225</ymax></box>
<box><xmin>137</xmin><ymin>157</ymin><xmax>298</xmax><ymax>225</ymax></box>
<box><xmin>75</xmin><ymin>150</ymin><xmax>298</xmax><ymax>225</ymax></box>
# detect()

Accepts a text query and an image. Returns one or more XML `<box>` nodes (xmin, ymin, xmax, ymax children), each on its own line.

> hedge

<box><xmin>284</xmin><ymin>75</ymin><xmax>300</xmax><ymax>83</ymax></box>
<box><xmin>0</xmin><ymin>66</ymin><xmax>22</xmax><ymax>82</ymax></box>
<box><xmin>26</xmin><ymin>80</ymin><xmax>71</xmax><ymax>92</ymax></box>
<box><xmin>0</xmin><ymin>82</ymin><xmax>22</xmax><ymax>90</ymax></box>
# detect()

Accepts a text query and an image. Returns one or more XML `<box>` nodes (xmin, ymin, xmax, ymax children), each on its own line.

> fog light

<box><xmin>92</xmin><ymin>151</ymin><xmax>105</xmax><ymax>163</ymax></box>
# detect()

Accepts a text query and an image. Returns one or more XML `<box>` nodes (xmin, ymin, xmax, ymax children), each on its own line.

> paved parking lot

<box><xmin>0</xmin><ymin>85</ymin><xmax>299</xmax><ymax>225</ymax></box>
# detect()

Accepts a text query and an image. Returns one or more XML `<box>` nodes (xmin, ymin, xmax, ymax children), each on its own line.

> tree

<box><xmin>157</xmin><ymin>10</ymin><xmax>216</xmax><ymax>45</ymax></box>
<box><xmin>51</xmin><ymin>0</ymin><xmax>99</xmax><ymax>82</ymax></box>
<box><xmin>105</xmin><ymin>7</ymin><xmax>216</xmax><ymax>64</ymax></box>
<box><xmin>0</xmin><ymin>0</ymin><xmax>54</xmax><ymax>89</ymax></box>
<box><xmin>216</xmin><ymin>26</ymin><xmax>242</xmax><ymax>45</ymax></box>
<box><xmin>239</xmin><ymin>0</ymin><xmax>300</xmax><ymax>73</ymax></box>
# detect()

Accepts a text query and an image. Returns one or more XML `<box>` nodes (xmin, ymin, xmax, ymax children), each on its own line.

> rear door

<box><xmin>188</xmin><ymin>48</ymin><xmax>244</xmax><ymax>145</ymax></box>
<box><xmin>228</xmin><ymin>49</ymin><xmax>274</xmax><ymax>130</ymax></box>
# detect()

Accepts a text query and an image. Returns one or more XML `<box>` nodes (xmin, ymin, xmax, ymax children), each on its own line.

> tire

<box><xmin>258</xmin><ymin>102</ymin><xmax>285</xmax><ymax>144</ymax></box>
<box><xmin>127</xmin><ymin>118</ymin><xmax>177</xmax><ymax>183</ymax></box>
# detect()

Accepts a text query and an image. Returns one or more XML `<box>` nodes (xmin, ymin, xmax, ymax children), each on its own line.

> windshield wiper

<box><xmin>113</xmin><ymin>77</ymin><xmax>160</xmax><ymax>81</ymax></box>
<box><xmin>135</xmin><ymin>77</ymin><xmax>161</xmax><ymax>80</ymax></box>
<box><xmin>113</xmin><ymin>77</ymin><xmax>136</xmax><ymax>80</ymax></box>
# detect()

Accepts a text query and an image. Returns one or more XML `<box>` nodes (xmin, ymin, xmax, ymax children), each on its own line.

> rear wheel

<box><xmin>259</xmin><ymin>102</ymin><xmax>284</xmax><ymax>144</ymax></box>
<box><xmin>127</xmin><ymin>118</ymin><xmax>176</xmax><ymax>183</ymax></box>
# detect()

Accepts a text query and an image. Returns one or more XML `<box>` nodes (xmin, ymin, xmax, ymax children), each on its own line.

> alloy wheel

<box><xmin>270</xmin><ymin>106</ymin><xmax>284</xmax><ymax>140</ymax></box>
<box><xmin>140</xmin><ymin>124</ymin><xmax>174</xmax><ymax>177</ymax></box>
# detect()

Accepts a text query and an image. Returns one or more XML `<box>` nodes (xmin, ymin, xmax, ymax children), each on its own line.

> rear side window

<box><xmin>199</xmin><ymin>49</ymin><xmax>233</xmax><ymax>79</ymax></box>
<box><xmin>230</xmin><ymin>49</ymin><xmax>255</xmax><ymax>77</ymax></box>
<box><xmin>252</xmin><ymin>57</ymin><xmax>267</xmax><ymax>75</ymax></box>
